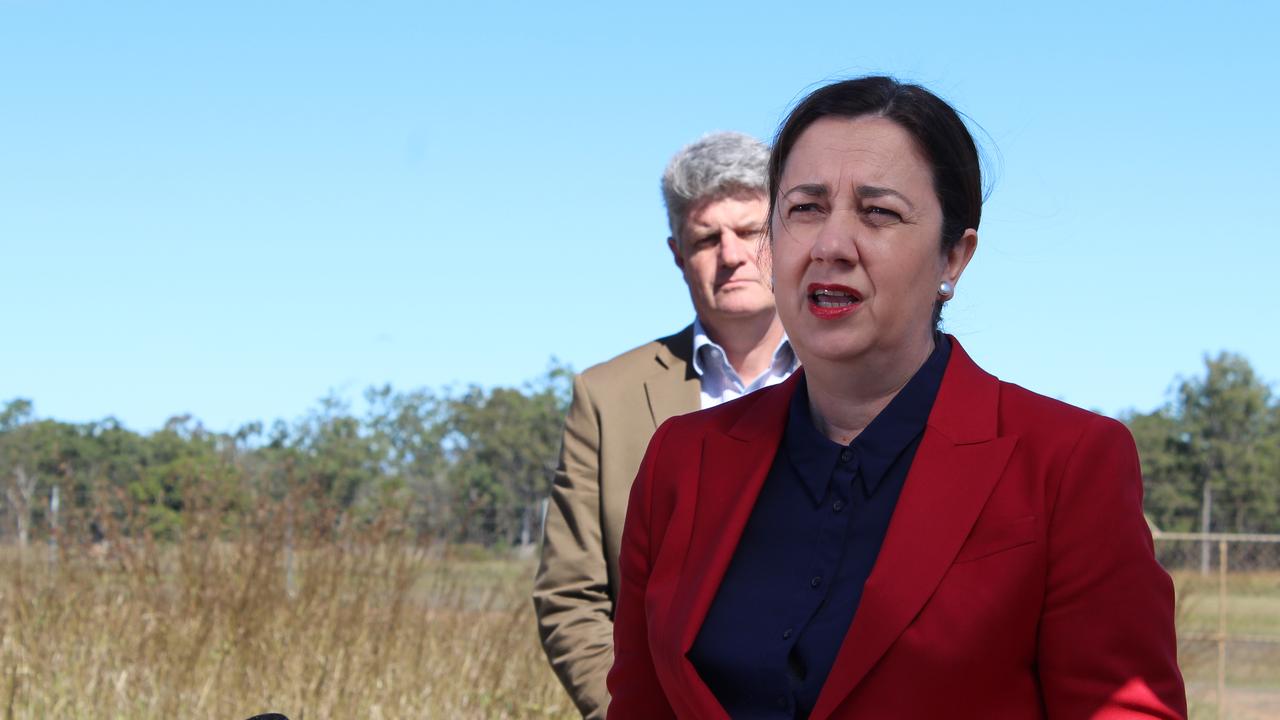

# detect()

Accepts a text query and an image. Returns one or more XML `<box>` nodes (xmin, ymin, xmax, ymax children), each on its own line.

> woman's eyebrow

<box><xmin>782</xmin><ymin>183</ymin><xmax>828</xmax><ymax>197</ymax></box>
<box><xmin>856</xmin><ymin>184</ymin><xmax>915</xmax><ymax>210</ymax></box>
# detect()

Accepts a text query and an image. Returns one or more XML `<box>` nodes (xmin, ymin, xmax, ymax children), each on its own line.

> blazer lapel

<box><xmin>665</xmin><ymin>374</ymin><xmax>800</xmax><ymax>704</ymax></box>
<box><xmin>810</xmin><ymin>339</ymin><xmax>1017</xmax><ymax>720</ymax></box>
<box><xmin>644</xmin><ymin>325</ymin><xmax>701</xmax><ymax>427</ymax></box>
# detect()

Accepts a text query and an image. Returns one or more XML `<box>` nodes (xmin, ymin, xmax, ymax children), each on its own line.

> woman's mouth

<box><xmin>807</xmin><ymin>284</ymin><xmax>862</xmax><ymax>319</ymax></box>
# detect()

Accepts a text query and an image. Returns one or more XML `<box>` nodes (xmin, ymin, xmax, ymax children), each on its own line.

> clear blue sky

<box><xmin>3</xmin><ymin>1</ymin><xmax>1277</xmax><ymax>432</ymax></box>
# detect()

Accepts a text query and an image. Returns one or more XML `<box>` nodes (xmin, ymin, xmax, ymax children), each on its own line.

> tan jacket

<box><xmin>532</xmin><ymin>326</ymin><xmax>701</xmax><ymax>719</ymax></box>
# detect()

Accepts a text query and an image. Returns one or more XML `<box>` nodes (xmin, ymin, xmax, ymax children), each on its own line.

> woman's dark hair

<box><xmin>767</xmin><ymin>76</ymin><xmax>983</xmax><ymax>326</ymax></box>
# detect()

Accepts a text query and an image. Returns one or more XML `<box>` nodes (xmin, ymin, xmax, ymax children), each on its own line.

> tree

<box><xmin>361</xmin><ymin>385</ymin><xmax>450</xmax><ymax>539</ymax></box>
<box><xmin>443</xmin><ymin>363</ymin><xmax>571</xmax><ymax>546</ymax></box>
<box><xmin>1128</xmin><ymin>410</ymin><xmax>1196</xmax><ymax>532</ymax></box>
<box><xmin>289</xmin><ymin>394</ymin><xmax>384</xmax><ymax>522</ymax></box>
<box><xmin>1128</xmin><ymin>352</ymin><xmax>1280</xmax><ymax>533</ymax></box>
<box><xmin>0</xmin><ymin>399</ymin><xmax>37</xmax><ymax>545</ymax></box>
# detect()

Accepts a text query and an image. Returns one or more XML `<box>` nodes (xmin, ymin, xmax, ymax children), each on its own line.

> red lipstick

<box><xmin>807</xmin><ymin>283</ymin><xmax>862</xmax><ymax>320</ymax></box>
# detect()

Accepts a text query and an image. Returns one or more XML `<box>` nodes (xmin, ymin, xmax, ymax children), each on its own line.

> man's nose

<box><xmin>718</xmin><ymin>231</ymin><xmax>749</xmax><ymax>267</ymax></box>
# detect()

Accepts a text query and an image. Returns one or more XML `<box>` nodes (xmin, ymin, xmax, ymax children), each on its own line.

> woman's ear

<box><xmin>943</xmin><ymin>228</ymin><xmax>978</xmax><ymax>289</ymax></box>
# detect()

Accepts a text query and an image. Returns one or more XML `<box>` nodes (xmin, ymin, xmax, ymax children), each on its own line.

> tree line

<box><xmin>0</xmin><ymin>364</ymin><xmax>571</xmax><ymax>548</ymax></box>
<box><xmin>1</xmin><ymin>353</ymin><xmax>1277</xmax><ymax>548</ymax></box>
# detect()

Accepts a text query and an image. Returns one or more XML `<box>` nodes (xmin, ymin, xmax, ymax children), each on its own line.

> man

<box><xmin>533</xmin><ymin>132</ymin><xmax>798</xmax><ymax>718</ymax></box>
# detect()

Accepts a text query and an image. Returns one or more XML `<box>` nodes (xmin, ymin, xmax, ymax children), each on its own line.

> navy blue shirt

<box><xmin>688</xmin><ymin>338</ymin><xmax>951</xmax><ymax>719</ymax></box>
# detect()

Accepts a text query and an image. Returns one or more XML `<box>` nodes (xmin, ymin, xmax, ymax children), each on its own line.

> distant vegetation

<box><xmin>0</xmin><ymin>363</ymin><xmax>571</xmax><ymax>550</ymax></box>
<box><xmin>1124</xmin><ymin>352</ymin><xmax>1280</xmax><ymax>534</ymax></box>
<box><xmin>1</xmin><ymin>352</ymin><xmax>1277</xmax><ymax>548</ymax></box>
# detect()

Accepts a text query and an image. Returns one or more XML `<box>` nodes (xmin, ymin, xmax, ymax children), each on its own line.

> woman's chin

<box><xmin>794</xmin><ymin>339</ymin><xmax>874</xmax><ymax>368</ymax></box>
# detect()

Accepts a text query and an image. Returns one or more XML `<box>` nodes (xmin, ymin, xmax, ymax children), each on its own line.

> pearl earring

<box><xmin>938</xmin><ymin>281</ymin><xmax>954</xmax><ymax>298</ymax></box>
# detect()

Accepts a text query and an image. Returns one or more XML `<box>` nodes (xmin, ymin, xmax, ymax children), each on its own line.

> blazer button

<box><xmin>810</xmin><ymin>576</ymin><xmax>822</xmax><ymax>588</ymax></box>
<box><xmin>782</xmin><ymin>628</ymin><xmax>793</xmax><ymax>639</ymax></box>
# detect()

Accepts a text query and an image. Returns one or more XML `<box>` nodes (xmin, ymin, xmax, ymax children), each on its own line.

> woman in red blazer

<box><xmin>606</xmin><ymin>77</ymin><xmax>1186</xmax><ymax>719</ymax></box>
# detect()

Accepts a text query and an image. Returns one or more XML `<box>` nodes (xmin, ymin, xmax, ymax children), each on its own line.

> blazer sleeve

<box><xmin>1037</xmin><ymin>415</ymin><xmax>1187</xmax><ymax>719</ymax></box>
<box><xmin>532</xmin><ymin>373</ymin><xmax>613</xmax><ymax>720</ymax></box>
<box><xmin>606</xmin><ymin>417</ymin><xmax>677</xmax><ymax>720</ymax></box>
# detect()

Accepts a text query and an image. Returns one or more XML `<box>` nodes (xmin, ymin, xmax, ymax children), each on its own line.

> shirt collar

<box><xmin>690</xmin><ymin>317</ymin><xmax>717</xmax><ymax>378</ymax></box>
<box><xmin>784</xmin><ymin>373</ymin><xmax>844</xmax><ymax>503</ymax></box>
<box><xmin>691</xmin><ymin>316</ymin><xmax>797</xmax><ymax>379</ymax></box>
<box><xmin>854</xmin><ymin>336</ymin><xmax>950</xmax><ymax>494</ymax></box>
<box><xmin>784</xmin><ymin>336</ymin><xmax>951</xmax><ymax>503</ymax></box>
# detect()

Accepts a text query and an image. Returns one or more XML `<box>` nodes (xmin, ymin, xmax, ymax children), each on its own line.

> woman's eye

<box><xmin>788</xmin><ymin>202</ymin><xmax>821</xmax><ymax>216</ymax></box>
<box><xmin>863</xmin><ymin>206</ymin><xmax>902</xmax><ymax>225</ymax></box>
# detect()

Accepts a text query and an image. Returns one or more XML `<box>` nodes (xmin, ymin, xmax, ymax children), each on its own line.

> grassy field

<box><xmin>1172</xmin><ymin>571</ymin><xmax>1280</xmax><ymax>719</ymax></box>
<box><xmin>3</xmin><ymin>536</ymin><xmax>1277</xmax><ymax>719</ymax></box>
<box><xmin>0</xmin><ymin>538</ymin><xmax>575</xmax><ymax>720</ymax></box>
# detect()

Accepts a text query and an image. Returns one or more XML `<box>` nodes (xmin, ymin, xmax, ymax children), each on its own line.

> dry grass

<box><xmin>6</xmin><ymin>513</ymin><xmax>1279</xmax><ymax>720</ymax></box>
<box><xmin>1173</xmin><ymin>570</ymin><xmax>1280</xmax><ymax>638</ymax></box>
<box><xmin>0</xmin><ymin>512</ymin><xmax>574</xmax><ymax>720</ymax></box>
<box><xmin>1171</xmin><ymin>571</ymin><xmax>1280</xmax><ymax>718</ymax></box>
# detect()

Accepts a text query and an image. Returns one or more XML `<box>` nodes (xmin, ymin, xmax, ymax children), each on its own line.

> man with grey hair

<box><xmin>533</xmin><ymin>131</ymin><xmax>797</xmax><ymax>718</ymax></box>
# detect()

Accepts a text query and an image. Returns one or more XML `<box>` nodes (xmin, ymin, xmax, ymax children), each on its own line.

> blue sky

<box><xmin>3</xmin><ymin>1</ymin><xmax>1277</xmax><ymax>432</ymax></box>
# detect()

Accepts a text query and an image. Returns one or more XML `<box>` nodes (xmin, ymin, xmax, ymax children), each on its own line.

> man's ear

<box><xmin>667</xmin><ymin>236</ymin><xmax>685</xmax><ymax>270</ymax></box>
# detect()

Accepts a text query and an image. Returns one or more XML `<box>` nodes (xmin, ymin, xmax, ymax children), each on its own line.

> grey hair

<box><xmin>661</xmin><ymin>131</ymin><xmax>769</xmax><ymax>244</ymax></box>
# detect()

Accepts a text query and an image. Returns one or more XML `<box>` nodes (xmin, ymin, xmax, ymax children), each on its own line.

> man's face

<box><xmin>668</xmin><ymin>193</ymin><xmax>776</xmax><ymax>328</ymax></box>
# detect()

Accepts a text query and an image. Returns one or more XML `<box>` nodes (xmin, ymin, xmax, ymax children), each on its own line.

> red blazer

<box><xmin>606</xmin><ymin>338</ymin><xmax>1185</xmax><ymax>719</ymax></box>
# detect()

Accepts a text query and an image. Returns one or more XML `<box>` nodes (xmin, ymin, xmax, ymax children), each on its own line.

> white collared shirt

<box><xmin>691</xmin><ymin>317</ymin><xmax>798</xmax><ymax>410</ymax></box>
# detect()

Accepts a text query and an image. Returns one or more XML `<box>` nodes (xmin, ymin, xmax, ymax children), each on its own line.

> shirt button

<box><xmin>840</xmin><ymin>449</ymin><xmax>853</xmax><ymax>463</ymax></box>
<box><xmin>782</xmin><ymin>628</ymin><xmax>792</xmax><ymax>639</ymax></box>
<box><xmin>833</xmin><ymin>499</ymin><xmax>844</xmax><ymax>512</ymax></box>
<box><xmin>810</xmin><ymin>575</ymin><xmax>823</xmax><ymax>588</ymax></box>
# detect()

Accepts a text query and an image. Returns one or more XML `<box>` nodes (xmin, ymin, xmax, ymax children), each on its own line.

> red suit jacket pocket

<box><xmin>954</xmin><ymin>514</ymin><xmax>1038</xmax><ymax>563</ymax></box>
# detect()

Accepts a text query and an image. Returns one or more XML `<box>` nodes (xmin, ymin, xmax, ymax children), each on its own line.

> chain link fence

<box><xmin>1153</xmin><ymin>532</ymin><xmax>1280</xmax><ymax>719</ymax></box>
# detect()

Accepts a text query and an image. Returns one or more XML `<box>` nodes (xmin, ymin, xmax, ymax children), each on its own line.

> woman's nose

<box><xmin>810</xmin><ymin>213</ymin><xmax>859</xmax><ymax>265</ymax></box>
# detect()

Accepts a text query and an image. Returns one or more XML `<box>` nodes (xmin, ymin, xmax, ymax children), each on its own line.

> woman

<box><xmin>606</xmin><ymin>77</ymin><xmax>1186</xmax><ymax>719</ymax></box>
